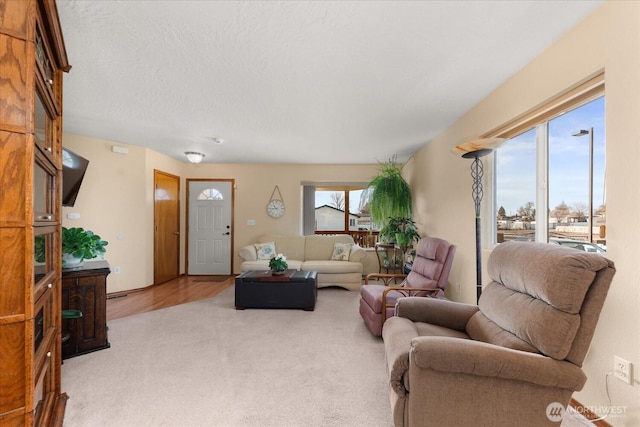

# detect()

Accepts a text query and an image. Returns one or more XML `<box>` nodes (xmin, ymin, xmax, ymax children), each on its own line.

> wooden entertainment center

<box><xmin>0</xmin><ymin>1</ymin><xmax>71</xmax><ymax>425</ymax></box>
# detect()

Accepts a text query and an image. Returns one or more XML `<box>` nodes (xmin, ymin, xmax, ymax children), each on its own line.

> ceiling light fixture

<box><xmin>185</xmin><ymin>151</ymin><xmax>205</xmax><ymax>164</ymax></box>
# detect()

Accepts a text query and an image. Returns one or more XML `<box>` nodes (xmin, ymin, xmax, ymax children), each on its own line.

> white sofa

<box><xmin>238</xmin><ymin>234</ymin><xmax>365</xmax><ymax>291</ymax></box>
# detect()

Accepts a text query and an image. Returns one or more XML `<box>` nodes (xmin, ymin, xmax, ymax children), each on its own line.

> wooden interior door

<box><xmin>154</xmin><ymin>170</ymin><xmax>180</xmax><ymax>284</ymax></box>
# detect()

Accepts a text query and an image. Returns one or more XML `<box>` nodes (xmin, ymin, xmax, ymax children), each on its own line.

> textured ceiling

<box><xmin>57</xmin><ymin>0</ymin><xmax>602</xmax><ymax>164</ymax></box>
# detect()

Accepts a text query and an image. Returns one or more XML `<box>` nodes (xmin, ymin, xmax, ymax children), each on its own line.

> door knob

<box><xmin>223</xmin><ymin>232</ymin><xmax>230</xmax><ymax>235</ymax></box>
<box><xmin>174</xmin><ymin>231</ymin><xmax>180</xmax><ymax>235</ymax></box>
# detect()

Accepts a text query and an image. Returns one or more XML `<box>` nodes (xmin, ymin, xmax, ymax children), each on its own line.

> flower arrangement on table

<box><xmin>268</xmin><ymin>253</ymin><xmax>288</xmax><ymax>273</ymax></box>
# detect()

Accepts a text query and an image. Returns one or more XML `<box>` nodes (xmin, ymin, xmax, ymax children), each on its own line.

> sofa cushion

<box><xmin>414</xmin><ymin>322</ymin><xmax>471</xmax><ymax>339</ymax></box>
<box><xmin>257</xmin><ymin>235</ymin><xmax>306</xmax><ymax>261</ymax></box>
<box><xmin>330</xmin><ymin>242</ymin><xmax>352</xmax><ymax>261</ymax></box>
<box><xmin>255</xmin><ymin>242</ymin><xmax>276</xmax><ymax>260</ymax></box>
<box><xmin>350</xmin><ymin>248</ymin><xmax>366</xmax><ymax>262</ymax></box>
<box><xmin>301</xmin><ymin>260</ymin><xmax>363</xmax><ymax>274</ymax></box>
<box><xmin>239</xmin><ymin>244</ymin><xmax>258</xmax><ymax>261</ymax></box>
<box><xmin>360</xmin><ymin>285</ymin><xmax>404</xmax><ymax>313</ymax></box>
<box><xmin>303</xmin><ymin>234</ymin><xmax>354</xmax><ymax>261</ymax></box>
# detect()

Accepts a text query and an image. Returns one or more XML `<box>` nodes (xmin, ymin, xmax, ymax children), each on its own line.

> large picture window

<box><xmin>494</xmin><ymin>75</ymin><xmax>605</xmax><ymax>252</ymax></box>
<box><xmin>314</xmin><ymin>188</ymin><xmax>367</xmax><ymax>232</ymax></box>
<box><xmin>302</xmin><ymin>183</ymin><xmax>378</xmax><ymax>247</ymax></box>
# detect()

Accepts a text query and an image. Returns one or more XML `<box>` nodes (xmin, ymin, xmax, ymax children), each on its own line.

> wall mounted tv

<box><xmin>62</xmin><ymin>147</ymin><xmax>90</xmax><ymax>207</ymax></box>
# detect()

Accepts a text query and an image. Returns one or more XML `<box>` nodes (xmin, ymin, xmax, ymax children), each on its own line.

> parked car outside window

<box><xmin>549</xmin><ymin>238</ymin><xmax>606</xmax><ymax>254</ymax></box>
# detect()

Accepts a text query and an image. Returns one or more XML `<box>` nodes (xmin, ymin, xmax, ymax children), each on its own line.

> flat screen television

<box><xmin>62</xmin><ymin>148</ymin><xmax>90</xmax><ymax>207</ymax></box>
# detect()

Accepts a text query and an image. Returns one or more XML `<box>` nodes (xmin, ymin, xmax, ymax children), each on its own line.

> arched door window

<box><xmin>197</xmin><ymin>188</ymin><xmax>224</xmax><ymax>201</ymax></box>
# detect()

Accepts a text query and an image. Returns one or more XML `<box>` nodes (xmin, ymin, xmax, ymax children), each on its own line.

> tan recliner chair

<box><xmin>382</xmin><ymin>241</ymin><xmax>615</xmax><ymax>427</ymax></box>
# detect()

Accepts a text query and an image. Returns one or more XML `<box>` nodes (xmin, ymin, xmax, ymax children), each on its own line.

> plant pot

<box><xmin>271</xmin><ymin>270</ymin><xmax>286</xmax><ymax>276</ymax></box>
<box><xmin>62</xmin><ymin>253</ymin><xmax>83</xmax><ymax>268</ymax></box>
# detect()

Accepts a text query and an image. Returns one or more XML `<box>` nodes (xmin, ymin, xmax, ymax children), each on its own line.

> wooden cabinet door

<box><xmin>61</xmin><ymin>264</ymin><xmax>110</xmax><ymax>359</ymax></box>
<box><xmin>154</xmin><ymin>170</ymin><xmax>180</xmax><ymax>284</ymax></box>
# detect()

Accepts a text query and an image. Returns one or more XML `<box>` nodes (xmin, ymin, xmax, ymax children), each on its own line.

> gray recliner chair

<box><xmin>382</xmin><ymin>241</ymin><xmax>616</xmax><ymax>427</ymax></box>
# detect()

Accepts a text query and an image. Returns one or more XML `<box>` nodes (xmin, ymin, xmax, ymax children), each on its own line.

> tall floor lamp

<box><xmin>452</xmin><ymin>138</ymin><xmax>506</xmax><ymax>303</ymax></box>
<box><xmin>572</xmin><ymin>128</ymin><xmax>594</xmax><ymax>243</ymax></box>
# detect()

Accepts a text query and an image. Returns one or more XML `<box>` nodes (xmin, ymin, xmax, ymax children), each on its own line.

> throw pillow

<box><xmin>331</xmin><ymin>242</ymin><xmax>352</xmax><ymax>261</ymax></box>
<box><xmin>255</xmin><ymin>242</ymin><xmax>276</xmax><ymax>260</ymax></box>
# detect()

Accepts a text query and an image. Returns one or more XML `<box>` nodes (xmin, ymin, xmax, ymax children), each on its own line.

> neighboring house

<box><xmin>497</xmin><ymin>217</ymin><xmax>534</xmax><ymax>230</ymax></box>
<box><xmin>356</xmin><ymin>214</ymin><xmax>373</xmax><ymax>231</ymax></box>
<box><xmin>315</xmin><ymin>205</ymin><xmax>360</xmax><ymax>231</ymax></box>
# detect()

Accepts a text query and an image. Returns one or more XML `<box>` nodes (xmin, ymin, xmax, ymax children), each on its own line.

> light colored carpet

<box><xmin>62</xmin><ymin>287</ymin><xmax>391</xmax><ymax>427</ymax></box>
<box><xmin>62</xmin><ymin>286</ymin><xmax>594</xmax><ymax>427</ymax></box>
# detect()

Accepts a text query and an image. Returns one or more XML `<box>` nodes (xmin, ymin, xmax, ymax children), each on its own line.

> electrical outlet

<box><xmin>614</xmin><ymin>356</ymin><xmax>633</xmax><ymax>385</ymax></box>
<box><xmin>113</xmin><ymin>266</ymin><xmax>121</xmax><ymax>274</ymax></box>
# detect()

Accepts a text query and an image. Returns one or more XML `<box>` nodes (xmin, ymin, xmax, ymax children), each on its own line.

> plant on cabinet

<box><xmin>61</xmin><ymin>227</ymin><xmax>108</xmax><ymax>267</ymax></box>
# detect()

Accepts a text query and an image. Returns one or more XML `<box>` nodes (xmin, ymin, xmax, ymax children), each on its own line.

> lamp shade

<box><xmin>451</xmin><ymin>138</ymin><xmax>506</xmax><ymax>158</ymax></box>
<box><xmin>185</xmin><ymin>151</ymin><xmax>205</xmax><ymax>164</ymax></box>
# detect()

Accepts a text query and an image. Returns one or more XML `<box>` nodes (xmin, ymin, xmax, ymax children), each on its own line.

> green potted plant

<box><xmin>61</xmin><ymin>227</ymin><xmax>108</xmax><ymax>267</ymax></box>
<box><xmin>360</xmin><ymin>157</ymin><xmax>413</xmax><ymax>241</ymax></box>
<box><xmin>378</xmin><ymin>217</ymin><xmax>402</xmax><ymax>244</ymax></box>
<box><xmin>268</xmin><ymin>253</ymin><xmax>288</xmax><ymax>275</ymax></box>
<box><xmin>378</xmin><ymin>217</ymin><xmax>420</xmax><ymax>246</ymax></box>
<box><xmin>393</xmin><ymin>218</ymin><xmax>420</xmax><ymax>248</ymax></box>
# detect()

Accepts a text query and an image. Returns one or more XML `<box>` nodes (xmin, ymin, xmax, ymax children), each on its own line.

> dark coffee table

<box><xmin>235</xmin><ymin>270</ymin><xmax>318</xmax><ymax>311</ymax></box>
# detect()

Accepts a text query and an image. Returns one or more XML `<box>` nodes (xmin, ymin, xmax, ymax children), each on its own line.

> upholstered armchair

<box><xmin>382</xmin><ymin>241</ymin><xmax>615</xmax><ymax>427</ymax></box>
<box><xmin>359</xmin><ymin>237</ymin><xmax>456</xmax><ymax>336</ymax></box>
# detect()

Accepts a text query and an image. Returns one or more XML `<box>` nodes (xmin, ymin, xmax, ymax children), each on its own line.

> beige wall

<box><xmin>62</xmin><ymin>135</ymin><xmax>150</xmax><ymax>295</ymax></box>
<box><xmin>61</xmin><ymin>1</ymin><xmax>639</xmax><ymax>420</ymax></box>
<box><xmin>408</xmin><ymin>1</ymin><xmax>638</xmax><ymax>422</ymax></box>
<box><xmin>62</xmin><ymin>134</ymin><xmax>379</xmax><ymax>292</ymax></box>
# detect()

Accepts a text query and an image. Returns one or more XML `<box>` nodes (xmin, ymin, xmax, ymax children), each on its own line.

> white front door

<box><xmin>188</xmin><ymin>180</ymin><xmax>232</xmax><ymax>275</ymax></box>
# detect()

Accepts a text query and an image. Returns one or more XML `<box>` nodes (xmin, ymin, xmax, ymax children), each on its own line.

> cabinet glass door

<box><xmin>34</xmin><ymin>226</ymin><xmax>57</xmax><ymax>299</ymax></box>
<box><xmin>33</xmin><ymin>153</ymin><xmax>56</xmax><ymax>223</ymax></box>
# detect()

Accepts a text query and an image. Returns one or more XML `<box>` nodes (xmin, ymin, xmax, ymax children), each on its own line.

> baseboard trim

<box><xmin>570</xmin><ymin>398</ymin><xmax>613</xmax><ymax>427</ymax></box>
<box><xmin>107</xmin><ymin>284</ymin><xmax>153</xmax><ymax>299</ymax></box>
<box><xmin>107</xmin><ymin>274</ymin><xmax>191</xmax><ymax>299</ymax></box>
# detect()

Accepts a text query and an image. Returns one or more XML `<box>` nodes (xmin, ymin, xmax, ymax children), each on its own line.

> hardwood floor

<box><xmin>106</xmin><ymin>275</ymin><xmax>234</xmax><ymax>321</ymax></box>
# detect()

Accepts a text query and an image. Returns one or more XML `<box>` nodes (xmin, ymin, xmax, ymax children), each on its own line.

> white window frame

<box><xmin>488</xmin><ymin>73</ymin><xmax>604</xmax><ymax>245</ymax></box>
